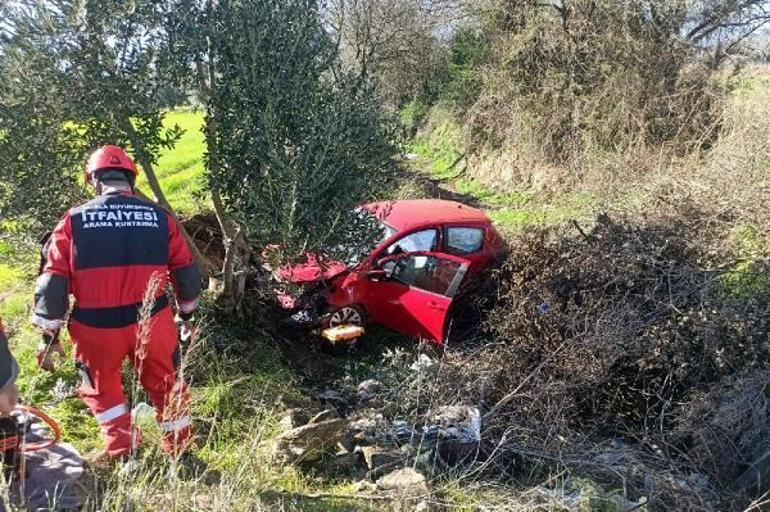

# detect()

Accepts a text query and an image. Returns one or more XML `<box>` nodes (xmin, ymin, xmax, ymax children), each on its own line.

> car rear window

<box><xmin>445</xmin><ymin>227</ymin><xmax>484</xmax><ymax>255</ymax></box>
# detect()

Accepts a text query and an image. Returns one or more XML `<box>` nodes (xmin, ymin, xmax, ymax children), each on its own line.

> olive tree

<box><xmin>0</xmin><ymin>0</ymin><xmax>201</xmax><ymax>263</ymax></box>
<box><xmin>166</xmin><ymin>0</ymin><xmax>398</xmax><ymax>310</ymax></box>
<box><xmin>0</xmin><ymin>59</ymin><xmax>86</xmax><ymax>235</ymax></box>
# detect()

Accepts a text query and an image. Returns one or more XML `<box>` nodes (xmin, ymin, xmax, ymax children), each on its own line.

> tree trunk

<box><xmin>120</xmin><ymin>117</ymin><xmax>209</xmax><ymax>277</ymax></box>
<box><xmin>219</xmin><ymin>227</ymin><xmax>247</xmax><ymax>313</ymax></box>
<box><xmin>203</xmin><ymin>111</ymin><xmax>235</xmax><ymax>242</ymax></box>
<box><xmin>197</xmin><ymin>27</ymin><xmax>252</xmax><ymax>312</ymax></box>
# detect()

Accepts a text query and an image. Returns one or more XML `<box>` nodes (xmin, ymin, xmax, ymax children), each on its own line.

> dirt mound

<box><xmin>183</xmin><ymin>212</ymin><xmax>225</xmax><ymax>272</ymax></box>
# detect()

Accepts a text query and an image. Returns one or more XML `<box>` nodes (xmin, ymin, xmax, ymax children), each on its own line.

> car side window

<box><xmin>387</xmin><ymin>255</ymin><xmax>465</xmax><ymax>296</ymax></box>
<box><xmin>445</xmin><ymin>227</ymin><xmax>484</xmax><ymax>255</ymax></box>
<box><xmin>385</xmin><ymin>229</ymin><xmax>438</xmax><ymax>256</ymax></box>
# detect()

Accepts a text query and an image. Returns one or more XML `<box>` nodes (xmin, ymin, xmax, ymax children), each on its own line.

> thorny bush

<box><xmin>482</xmin><ymin>213</ymin><xmax>769</xmax><ymax>434</ymax></box>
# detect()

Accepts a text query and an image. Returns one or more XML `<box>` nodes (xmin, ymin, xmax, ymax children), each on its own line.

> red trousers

<box><xmin>69</xmin><ymin>306</ymin><xmax>192</xmax><ymax>457</ymax></box>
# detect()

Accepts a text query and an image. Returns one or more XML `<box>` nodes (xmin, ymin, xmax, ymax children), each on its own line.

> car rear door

<box><xmin>442</xmin><ymin>225</ymin><xmax>489</xmax><ymax>274</ymax></box>
<box><xmin>366</xmin><ymin>252</ymin><xmax>471</xmax><ymax>343</ymax></box>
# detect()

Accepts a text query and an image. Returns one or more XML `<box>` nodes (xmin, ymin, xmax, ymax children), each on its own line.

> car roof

<box><xmin>364</xmin><ymin>199</ymin><xmax>491</xmax><ymax>232</ymax></box>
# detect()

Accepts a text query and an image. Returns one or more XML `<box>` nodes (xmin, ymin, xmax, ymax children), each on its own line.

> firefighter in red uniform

<box><xmin>32</xmin><ymin>145</ymin><xmax>201</xmax><ymax>460</ymax></box>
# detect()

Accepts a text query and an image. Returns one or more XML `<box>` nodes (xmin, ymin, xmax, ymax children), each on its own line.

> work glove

<box><xmin>179</xmin><ymin>321</ymin><xmax>196</xmax><ymax>345</ymax></box>
<box><xmin>36</xmin><ymin>334</ymin><xmax>66</xmax><ymax>372</ymax></box>
<box><xmin>176</xmin><ymin>312</ymin><xmax>196</xmax><ymax>346</ymax></box>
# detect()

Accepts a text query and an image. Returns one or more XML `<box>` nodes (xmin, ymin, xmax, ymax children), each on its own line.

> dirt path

<box><xmin>400</xmin><ymin>157</ymin><xmax>494</xmax><ymax>210</ymax></box>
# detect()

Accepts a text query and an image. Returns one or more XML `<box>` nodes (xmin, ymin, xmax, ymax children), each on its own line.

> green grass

<box><xmin>412</xmin><ymin>120</ymin><xmax>465</xmax><ymax>178</ymax></box>
<box><xmin>136</xmin><ymin>109</ymin><xmax>208</xmax><ymax>215</ymax></box>
<box><xmin>722</xmin><ymin>224</ymin><xmax>770</xmax><ymax>299</ymax></box>
<box><xmin>399</xmin><ymin>99</ymin><xmax>430</xmax><ymax>131</ymax></box>
<box><xmin>0</xmin><ymin>264</ymin><xmax>21</xmax><ymax>290</ymax></box>
<box><xmin>454</xmin><ymin>178</ymin><xmax>533</xmax><ymax>208</ymax></box>
<box><xmin>490</xmin><ymin>192</ymin><xmax>596</xmax><ymax>231</ymax></box>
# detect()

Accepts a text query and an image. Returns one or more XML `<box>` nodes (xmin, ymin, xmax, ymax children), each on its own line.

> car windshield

<box><xmin>333</xmin><ymin>210</ymin><xmax>397</xmax><ymax>267</ymax></box>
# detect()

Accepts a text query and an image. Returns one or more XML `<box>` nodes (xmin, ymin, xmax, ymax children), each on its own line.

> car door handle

<box><xmin>387</xmin><ymin>299</ymin><xmax>400</xmax><ymax>305</ymax></box>
<box><xmin>427</xmin><ymin>301</ymin><xmax>446</xmax><ymax>312</ymax></box>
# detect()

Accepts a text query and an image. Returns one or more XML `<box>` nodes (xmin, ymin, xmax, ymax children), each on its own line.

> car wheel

<box><xmin>327</xmin><ymin>305</ymin><xmax>367</xmax><ymax>328</ymax></box>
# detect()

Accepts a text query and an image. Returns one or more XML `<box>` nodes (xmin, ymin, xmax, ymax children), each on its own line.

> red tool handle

<box><xmin>15</xmin><ymin>405</ymin><xmax>62</xmax><ymax>453</ymax></box>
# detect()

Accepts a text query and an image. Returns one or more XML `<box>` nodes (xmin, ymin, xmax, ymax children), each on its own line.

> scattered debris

<box><xmin>317</xmin><ymin>389</ymin><xmax>349</xmax><ymax>413</ymax></box>
<box><xmin>420</xmin><ymin>406</ymin><xmax>483</xmax><ymax>467</ymax></box>
<box><xmin>322</xmin><ymin>451</ymin><xmax>363</xmax><ymax>476</ymax></box>
<box><xmin>50</xmin><ymin>378</ymin><xmax>77</xmax><ymax>401</ymax></box>
<box><xmin>347</xmin><ymin>413</ymin><xmax>392</xmax><ymax>445</ymax></box>
<box><xmin>279</xmin><ymin>408</ymin><xmax>311</xmax><ymax>432</ymax></box>
<box><xmin>357</xmin><ymin>379</ymin><xmax>386</xmax><ymax>406</ymax></box>
<box><xmin>360</xmin><ymin>446</ymin><xmax>404</xmax><ymax>478</ymax></box>
<box><xmin>309</xmin><ymin>409</ymin><xmax>339</xmax><ymax>424</ymax></box>
<box><xmin>425</xmin><ymin>406</ymin><xmax>481</xmax><ymax>442</ymax></box>
<box><xmin>535</xmin><ymin>478</ymin><xmax>648</xmax><ymax>512</ymax></box>
<box><xmin>392</xmin><ymin>420</ymin><xmax>417</xmax><ymax>442</ymax></box>
<box><xmin>410</xmin><ymin>354</ymin><xmax>435</xmax><ymax>373</ymax></box>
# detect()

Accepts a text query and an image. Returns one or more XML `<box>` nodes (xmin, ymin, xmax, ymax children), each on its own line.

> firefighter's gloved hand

<box><xmin>36</xmin><ymin>341</ymin><xmax>66</xmax><ymax>372</ymax></box>
<box><xmin>179</xmin><ymin>321</ymin><xmax>195</xmax><ymax>345</ymax></box>
<box><xmin>176</xmin><ymin>309</ymin><xmax>196</xmax><ymax>345</ymax></box>
<box><xmin>176</xmin><ymin>311</ymin><xmax>196</xmax><ymax>344</ymax></box>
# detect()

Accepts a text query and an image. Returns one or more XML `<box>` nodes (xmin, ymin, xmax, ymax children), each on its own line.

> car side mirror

<box><xmin>367</xmin><ymin>269</ymin><xmax>389</xmax><ymax>281</ymax></box>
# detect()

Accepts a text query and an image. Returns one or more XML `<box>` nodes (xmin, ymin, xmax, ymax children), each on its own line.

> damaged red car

<box><xmin>272</xmin><ymin>199</ymin><xmax>505</xmax><ymax>344</ymax></box>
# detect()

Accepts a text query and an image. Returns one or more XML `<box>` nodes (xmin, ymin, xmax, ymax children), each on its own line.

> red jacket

<box><xmin>33</xmin><ymin>191</ymin><xmax>200</xmax><ymax>330</ymax></box>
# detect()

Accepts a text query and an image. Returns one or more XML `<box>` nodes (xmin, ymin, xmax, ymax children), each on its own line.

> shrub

<box><xmin>482</xmin><ymin>213</ymin><xmax>769</xmax><ymax>435</ymax></box>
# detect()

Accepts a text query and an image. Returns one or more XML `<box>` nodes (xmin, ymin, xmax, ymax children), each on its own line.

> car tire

<box><xmin>326</xmin><ymin>304</ymin><xmax>367</xmax><ymax>329</ymax></box>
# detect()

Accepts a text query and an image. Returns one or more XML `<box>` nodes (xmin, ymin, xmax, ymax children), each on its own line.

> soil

<box><xmin>182</xmin><ymin>213</ymin><xmax>225</xmax><ymax>272</ymax></box>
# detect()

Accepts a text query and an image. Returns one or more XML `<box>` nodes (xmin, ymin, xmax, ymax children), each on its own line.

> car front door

<box><xmin>364</xmin><ymin>252</ymin><xmax>471</xmax><ymax>343</ymax></box>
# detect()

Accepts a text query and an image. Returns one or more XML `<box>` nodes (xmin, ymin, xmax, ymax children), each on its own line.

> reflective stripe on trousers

<box><xmin>159</xmin><ymin>416</ymin><xmax>192</xmax><ymax>433</ymax></box>
<box><xmin>94</xmin><ymin>403</ymin><xmax>130</xmax><ymax>424</ymax></box>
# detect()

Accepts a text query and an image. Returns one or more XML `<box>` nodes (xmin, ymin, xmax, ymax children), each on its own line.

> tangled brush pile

<box><xmin>391</xmin><ymin>211</ymin><xmax>770</xmax><ymax>509</ymax></box>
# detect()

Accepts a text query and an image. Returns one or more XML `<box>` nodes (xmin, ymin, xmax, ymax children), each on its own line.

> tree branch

<box><xmin>119</xmin><ymin>116</ymin><xmax>208</xmax><ymax>274</ymax></box>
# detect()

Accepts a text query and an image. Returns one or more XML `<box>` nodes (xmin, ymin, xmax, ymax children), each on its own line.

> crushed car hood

<box><xmin>278</xmin><ymin>254</ymin><xmax>349</xmax><ymax>284</ymax></box>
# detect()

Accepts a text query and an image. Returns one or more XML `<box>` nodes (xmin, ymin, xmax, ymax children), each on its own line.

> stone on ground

<box><xmin>377</xmin><ymin>467</ymin><xmax>430</xmax><ymax>496</ymax></box>
<box><xmin>360</xmin><ymin>446</ymin><xmax>404</xmax><ymax>478</ymax></box>
<box><xmin>273</xmin><ymin>418</ymin><xmax>346</xmax><ymax>463</ymax></box>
